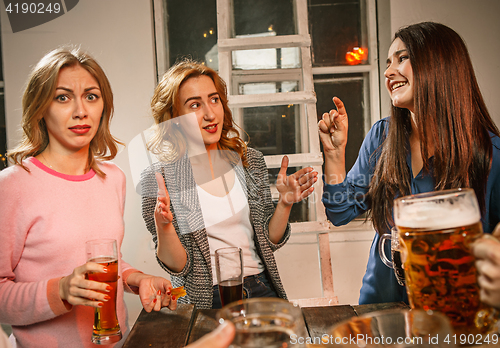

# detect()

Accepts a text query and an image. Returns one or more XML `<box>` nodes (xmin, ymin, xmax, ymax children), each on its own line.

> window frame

<box><xmin>152</xmin><ymin>0</ymin><xmax>382</xmax><ymax>234</ymax></box>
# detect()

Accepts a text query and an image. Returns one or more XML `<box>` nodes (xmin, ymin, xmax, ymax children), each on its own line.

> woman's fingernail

<box><xmin>167</xmin><ymin>291</ymin><xmax>171</xmax><ymax>295</ymax></box>
<box><xmin>157</xmin><ymin>290</ymin><xmax>161</xmax><ymax>296</ymax></box>
<box><xmin>97</xmin><ymin>302</ymin><xmax>104</xmax><ymax>307</ymax></box>
<box><xmin>103</xmin><ymin>295</ymin><xmax>111</xmax><ymax>301</ymax></box>
<box><xmin>172</xmin><ymin>296</ymin><xmax>176</xmax><ymax>301</ymax></box>
<box><xmin>106</xmin><ymin>286</ymin><xmax>113</xmax><ymax>291</ymax></box>
<box><xmin>153</xmin><ymin>298</ymin><xmax>157</xmax><ymax>304</ymax></box>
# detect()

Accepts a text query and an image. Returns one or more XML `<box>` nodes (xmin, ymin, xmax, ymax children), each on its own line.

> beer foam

<box><xmin>395</xmin><ymin>201</ymin><xmax>480</xmax><ymax>229</ymax></box>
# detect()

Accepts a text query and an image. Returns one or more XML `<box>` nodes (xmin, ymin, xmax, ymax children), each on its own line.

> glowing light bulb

<box><xmin>345</xmin><ymin>46</ymin><xmax>368</xmax><ymax>65</ymax></box>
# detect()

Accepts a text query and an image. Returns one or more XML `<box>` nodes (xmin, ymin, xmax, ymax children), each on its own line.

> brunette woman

<box><xmin>318</xmin><ymin>22</ymin><xmax>500</xmax><ymax>304</ymax></box>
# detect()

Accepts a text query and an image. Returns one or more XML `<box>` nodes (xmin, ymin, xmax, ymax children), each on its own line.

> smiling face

<box><xmin>385</xmin><ymin>38</ymin><xmax>414</xmax><ymax>113</ymax></box>
<box><xmin>177</xmin><ymin>75</ymin><xmax>224</xmax><ymax>151</ymax></box>
<box><xmin>44</xmin><ymin>64</ymin><xmax>103</xmax><ymax>155</ymax></box>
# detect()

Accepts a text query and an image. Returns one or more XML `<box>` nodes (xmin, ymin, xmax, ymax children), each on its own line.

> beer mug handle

<box><xmin>379</xmin><ymin>233</ymin><xmax>393</xmax><ymax>268</ymax></box>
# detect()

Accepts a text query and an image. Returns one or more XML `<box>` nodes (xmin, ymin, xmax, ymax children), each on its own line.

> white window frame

<box><xmin>215</xmin><ymin>0</ymin><xmax>380</xmax><ymax>234</ymax></box>
<box><xmin>152</xmin><ymin>0</ymin><xmax>383</xmax><ymax>301</ymax></box>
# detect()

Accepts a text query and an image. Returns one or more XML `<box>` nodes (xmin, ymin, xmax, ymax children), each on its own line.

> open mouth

<box><xmin>203</xmin><ymin>124</ymin><xmax>218</xmax><ymax>133</ymax></box>
<box><xmin>391</xmin><ymin>82</ymin><xmax>407</xmax><ymax>91</ymax></box>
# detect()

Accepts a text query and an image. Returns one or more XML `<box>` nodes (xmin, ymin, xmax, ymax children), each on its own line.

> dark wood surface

<box><xmin>123</xmin><ymin>302</ymin><xmax>409</xmax><ymax>348</ymax></box>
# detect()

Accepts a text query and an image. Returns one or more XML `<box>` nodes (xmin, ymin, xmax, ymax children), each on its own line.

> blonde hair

<box><xmin>7</xmin><ymin>47</ymin><xmax>123</xmax><ymax>177</ymax></box>
<box><xmin>148</xmin><ymin>59</ymin><xmax>247</xmax><ymax>166</ymax></box>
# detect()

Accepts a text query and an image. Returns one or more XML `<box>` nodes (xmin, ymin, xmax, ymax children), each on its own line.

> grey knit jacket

<box><xmin>140</xmin><ymin>147</ymin><xmax>290</xmax><ymax>309</ymax></box>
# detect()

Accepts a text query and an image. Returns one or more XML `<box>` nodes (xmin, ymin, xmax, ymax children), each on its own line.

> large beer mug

<box><xmin>378</xmin><ymin>227</ymin><xmax>405</xmax><ymax>286</ymax></box>
<box><xmin>394</xmin><ymin>188</ymin><xmax>497</xmax><ymax>335</ymax></box>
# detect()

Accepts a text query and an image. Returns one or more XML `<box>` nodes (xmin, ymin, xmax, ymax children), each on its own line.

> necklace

<box><xmin>41</xmin><ymin>152</ymin><xmax>53</xmax><ymax>169</ymax></box>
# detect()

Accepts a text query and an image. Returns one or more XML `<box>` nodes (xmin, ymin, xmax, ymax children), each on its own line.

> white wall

<box><xmin>2</xmin><ymin>0</ymin><xmax>499</xmax><ymax>329</ymax></box>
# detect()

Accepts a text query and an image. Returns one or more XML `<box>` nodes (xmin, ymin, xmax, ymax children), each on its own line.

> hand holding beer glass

<box><xmin>394</xmin><ymin>188</ymin><xmax>498</xmax><ymax>335</ymax></box>
<box><xmin>86</xmin><ymin>239</ymin><xmax>122</xmax><ymax>344</ymax></box>
<box><xmin>215</xmin><ymin>247</ymin><xmax>244</xmax><ymax>307</ymax></box>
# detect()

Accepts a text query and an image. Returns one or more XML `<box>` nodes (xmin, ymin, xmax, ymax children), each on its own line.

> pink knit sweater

<box><xmin>0</xmin><ymin>158</ymin><xmax>139</xmax><ymax>348</ymax></box>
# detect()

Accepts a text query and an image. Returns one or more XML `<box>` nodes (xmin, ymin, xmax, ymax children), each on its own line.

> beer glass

<box><xmin>394</xmin><ymin>188</ymin><xmax>497</xmax><ymax>335</ymax></box>
<box><xmin>378</xmin><ymin>227</ymin><xmax>405</xmax><ymax>286</ymax></box>
<box><xmin>216</xmin><ymin>298</ymin><xmax>308</xmax><ymax>348</ymax></box>
<box><xmin>215</xmin><ymin>247</ymin><xmax>243</xmax><ymax>307</ymax></box>
<box><xmin>86</xmin><ymin>239</ymin><xmax>122</xmax><ymax>344</ymax></box>
<box><xmin>327</xmin><ymin>309</ymin><xmax>455</xmax><ymax>347</ymax></box>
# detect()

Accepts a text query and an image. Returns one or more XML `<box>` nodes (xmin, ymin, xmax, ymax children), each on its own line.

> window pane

<box><xmin>309</xmin><ymin>0</ymin><xmax>368</xmax><ymax>67</ymax></box>
<box><xmin>314</xmin><ymin>74</ymin><xmax>367</xmax><ymax>172</ymax></box>
<box><xmin>241</xmin><ymin>105</ymin><xmax>302</xmax><ymax>155</ymax></box>
<box><xmin>233</xmin><ymin>0</ymin><xmax>296</xmax><ymax>37</ymax></box>
<box><xmin>232</xmin><ymin>47</ymin><xmax>301</xmax><ymax>70</ymax></box>
<box><xmin>238</xmin><ymin>81</ymin><xmax>299</xmax><ymax>95</ymax></box>
<box><xmin>165</xmin><ymin>0</ymin><xmax>218</xmax><ymax>67</ymax></box>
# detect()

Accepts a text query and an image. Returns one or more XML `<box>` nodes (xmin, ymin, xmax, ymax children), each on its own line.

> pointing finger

<box><xmin>155</xmin><ymin>172</ymin><xmax>167</xmax><ymax>198</ymax></box>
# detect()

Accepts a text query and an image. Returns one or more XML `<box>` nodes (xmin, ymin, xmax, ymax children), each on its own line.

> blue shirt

<box><xmin>322</xmin><ymin>117</ymin><xmax>500</xmax><ymax>304</ymax></box>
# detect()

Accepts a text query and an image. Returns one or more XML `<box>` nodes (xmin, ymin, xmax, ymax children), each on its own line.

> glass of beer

<box><xmin>217</xmin><ymin>298</ymin><xmax>308</xmax><ymax>348</ymax></box>
<box><xmin>394</xmin><ymin>188</ymin><xmax>497</xmax><ymax>335</ymax></box>
<box><xmin>378</xmin><ymin>227</ymin><xmax>405</xmax><ymax>286</ymax></box>
<box><xmin>85</xmin><ymin>239</ymin><xmax>122</xmax><ymax>344</ymax></box>
<box><xmin>215</xmin><ymin>247</ymin><xmax>244</xmax><ymax>307</ymax></box>
<box><xmin>327</xmin><ymin>309</ymin><xmax>456</xmax><ymax>347</ymax></box>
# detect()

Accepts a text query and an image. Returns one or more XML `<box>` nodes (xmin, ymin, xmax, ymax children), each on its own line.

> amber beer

<box><xmin>85</xmin><ymin>239</ymin><xmax>122</xmax><ymax>344</ymax></box>
<box><xmin>394</xmin><ymin>189</ymin><xmax>497</xmax><ymax>335</ymax></box>
<box><xmin>87</xmin><ymin>257</ymin><xmax>120</xmax><ymax>338</ymax></box>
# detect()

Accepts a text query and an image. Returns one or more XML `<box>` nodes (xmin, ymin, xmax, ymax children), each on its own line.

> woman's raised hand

<box><xmin>276</xmin><ymin>155</ymin><xmax>317</xmax><ymax>206</ymax></box>
<box><xmin>155</xmin><ymin>172</ymin><xmax>174</xmax><ymax>226</ymax></box>
<box><xmin>318</xmin><ymin>97</ymin><xmax>349</xmax><ymax>153</ymax></box>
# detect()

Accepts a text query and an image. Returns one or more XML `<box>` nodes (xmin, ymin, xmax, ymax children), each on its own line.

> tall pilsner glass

<box><xmin>394</xmin><ymin>188</ymin><xmax>497</xmax><ymax>335</ymax></box>
<box><xmin>85</xmin><ymin>239</ymin><xmax>122</xmax><ymax>344</ymax></box>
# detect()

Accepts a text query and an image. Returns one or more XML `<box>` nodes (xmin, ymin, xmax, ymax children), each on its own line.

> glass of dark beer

<box><xmin>378</xmin><ymin>227</ymin><xmax>405</xmax><ymax>286</ymax></box>
<box><xmin>394</xmin><ymin>188</ymin><xmax>498</xmax><ymax>335</ymax></box>
<box><xmin>215</xmin><ymin>247</ymin><xmax>243</xmax><ymax>307</ymax></box>
<box><xmin>85</xmin><ymin>239</ymin><xmax>122</xmax><ymax>344</ymax></box>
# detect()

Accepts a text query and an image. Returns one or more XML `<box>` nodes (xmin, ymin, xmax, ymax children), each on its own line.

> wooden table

<box><xmin>123</xmin><ymin>301</ymin><xmax>409</xmax><ymax>347</ymax></box>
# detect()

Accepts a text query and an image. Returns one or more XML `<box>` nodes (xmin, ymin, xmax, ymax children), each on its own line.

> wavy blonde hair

<box><xmin>148</xmin><ymin>59</ymin><xmax>247</xmax><ymax>166</ymax></box>
<box><xmin>7</xmin><ymin>47</ymin><xmax>123</xmax><ymax>177</ymax></box>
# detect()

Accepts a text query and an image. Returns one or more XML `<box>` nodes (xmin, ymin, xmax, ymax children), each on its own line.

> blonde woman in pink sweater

<box><xmin>0</xmin><ymin>48</ymin><xmax>177</xmax><ymax>348</ymax></box>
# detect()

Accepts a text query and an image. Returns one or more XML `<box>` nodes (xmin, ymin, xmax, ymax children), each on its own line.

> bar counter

<box><xmin>123</xmin><ymin>301</ymin><xmax>409</xmax><ymax>347</ymax></box>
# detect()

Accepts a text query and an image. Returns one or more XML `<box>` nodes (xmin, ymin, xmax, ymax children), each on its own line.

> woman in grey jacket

<box><xmin>141</xmin><ymin>60</ymin><xmax>317</xmax><ymax>309</ymax></box>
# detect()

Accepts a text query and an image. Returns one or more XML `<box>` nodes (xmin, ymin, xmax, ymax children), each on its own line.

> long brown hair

<box><xmin>7</xmin><ymin>47</ymin><xmax>123</xmax><ymax>177</ymax></box>
<box><xmin>367</xmin><ymin>22</ymin><xmax>499</xmax><ymax>234</ymax></box>
<box><xmin>148</xmin><ymin>59</ymin><xmax>248</xmax><ymax>166</ymax></box>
